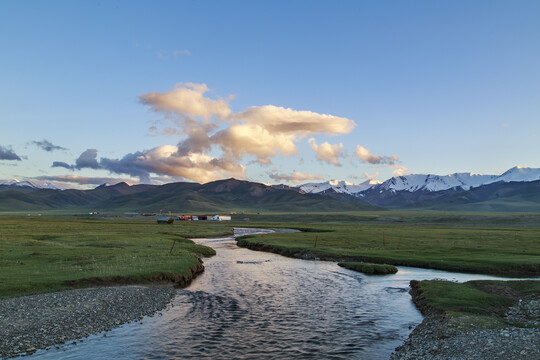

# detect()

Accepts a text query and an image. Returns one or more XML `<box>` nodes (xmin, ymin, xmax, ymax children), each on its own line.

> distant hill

<box><xmin>2</xmin><ymin>166</ymin><xmax>539</xmax><ymax>213</ymax></box>
<box><xmin>0</xmin><ymin>178</ymin><xmax>379</xmax><ymax>213</ymax></box>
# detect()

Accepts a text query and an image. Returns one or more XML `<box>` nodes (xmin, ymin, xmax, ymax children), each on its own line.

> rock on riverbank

<box><xmin>0</xmin><ymin>285</ymin><xmax>177</xmax><ymax>358</ymax></box>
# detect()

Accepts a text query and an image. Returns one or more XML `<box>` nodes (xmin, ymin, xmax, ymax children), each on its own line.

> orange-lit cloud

<box><xmin>390</xmin><ymin>165</ymin><xmax>410</xmax><ymax>177</ymax></box>
<box><xmin>308</xmin><ymin>138</ymin><xmax>344</xmax><ymax>166</ymax></box>
<box><xmin>232</xmin><ymin>105</ymin><xmax>355</xmax><ymax>135</ymax></box>
<box><xmin>140</xmin><ymin>82</ymin><xmax>232</xmax><ymax>121</ymax></box>
<box><xmin>354</xmin><ymin>145</ymin><xmax>398</xmax><ymax>165</ymax></box>
<box><xmin>100</xmin><ymin>146</ymin><xmax>246</xmax><ymax>184</ymax></box>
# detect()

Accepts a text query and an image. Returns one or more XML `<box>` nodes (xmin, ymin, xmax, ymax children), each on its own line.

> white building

<box><xmin>210</xmin><ymin>214</ymin><xmax>231</xmax><ymax>221</ymax></box>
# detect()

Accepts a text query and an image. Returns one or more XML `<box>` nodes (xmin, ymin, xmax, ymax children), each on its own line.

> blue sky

<box><xmin>1</xmin><ymin>0</ymin><xmax>539</xmax><ymax>188</ymax></box>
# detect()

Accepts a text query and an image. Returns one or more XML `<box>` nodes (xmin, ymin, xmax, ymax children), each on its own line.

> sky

<box><xmin>1</xmin><ymin>0</ymin><xmax>539</xmax><ymax>188</ymax></box>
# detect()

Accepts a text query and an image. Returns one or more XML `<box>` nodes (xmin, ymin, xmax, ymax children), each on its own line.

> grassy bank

<box><xmin>235</xmin><ymin>213</ymin><xmax>540</xmax><ymax>277</ymax></box>
<box><xmin>338</xmin><ymin>261</ymin><xmax>398</xmax><ymax>275</ymax></box>
<box><xmin>410</xmin><ymin>279</ymin><xmax>540</xmax><ymax>328</ymax></box>
<box><xmin>0</xmin><ymin>216</ymin><xmax>233</xmax><ymax>299</ymax></box>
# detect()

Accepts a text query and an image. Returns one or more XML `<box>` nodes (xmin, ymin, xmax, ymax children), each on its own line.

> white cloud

<box><xmin>233</xmin><ymin>105</ymin><xmax>355</xmax><ymax>136</ymax></box>
<box><xmin>139</xmin><ymin>83</ymin><xmax>232</xmax><ymax>121</ymax></box>
<box><xmin>390</xmin><ymin>165</ymin><xmax>410</xmax><ymax>177</ymax></box>
<box><xmin>308</xmin><ymin>138</ymin><xmax>344</xmax><ymax>166</ymax></box>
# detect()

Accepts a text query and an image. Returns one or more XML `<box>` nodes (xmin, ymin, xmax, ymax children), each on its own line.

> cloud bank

<box><xmin>33</xmin><ymin>175</ymin><xmax>136</xmax><ymax>186</ymax></box>
<box><xmin>268</xmin><ymin>170</ymin><xmax>324</xmax><ymax>184</ymax></box>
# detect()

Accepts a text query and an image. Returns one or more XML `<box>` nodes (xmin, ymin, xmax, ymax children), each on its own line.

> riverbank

<box><xmin>0</xmin><ymin>285</ymin><xmax>177</xmax><ymax>359</ymax></box>
<box><xmin>234</xmin><ymin>219</ymin><xmax>540</xmax><ymax>277</ymax></box>
<box><xmin>390</xmin><ymin>280</ymin><xmax>540</xmax><ymax>359</ymax></box>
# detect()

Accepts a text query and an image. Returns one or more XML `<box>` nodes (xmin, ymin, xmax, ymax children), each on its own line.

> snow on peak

<box><xmin>0</xmin><ymin>178</ymin><xmax>65</xmax><ymax>190</ymax></box>
<box><xmin>496</xmin><ymin>166</ymin><xmax>540</xmax><ymax>183</ymax></box>
<box><xmin>373</xmin><ymin>166</ymin><xmax>540</xmax><ymax>193</ymax></box>
<box><xmin>298</xmin><ymin>179</ymin><xmax>381</xmax><ymax>195</ymax></box>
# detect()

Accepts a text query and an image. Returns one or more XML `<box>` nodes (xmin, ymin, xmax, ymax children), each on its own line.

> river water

<box><xmin>33</xmin><ymin>228</ymin><xmax>519</xmax><ymax>359</ymax></box>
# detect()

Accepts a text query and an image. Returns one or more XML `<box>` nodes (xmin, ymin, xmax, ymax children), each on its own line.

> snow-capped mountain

<box><xmin>373</xmin><ymin>166</ymin><xmax>540</xmax><ymax>193</ymax></box>
<box><xmin>0</xmin><ymin>179</ymin><xmax>65</xmax><ymax>191</ymax></box>
<box><xmin>298</xmin><ymin>179</ymin><xmax>381</xmax><ymax>195</ymax></box>
<box><xmin>374</xmin><ymin>173</ymin><xmax>498</xmax><ymax>193</ymax></box>
<box><xmin>296</xmin><ymin>166</ymin><xmax>540</xmax><ymax>198</ymax></box>
<box><xmin>494</xmin><ymin>166</ymin><xmax>540</xmax><ymax>183</ymax></box>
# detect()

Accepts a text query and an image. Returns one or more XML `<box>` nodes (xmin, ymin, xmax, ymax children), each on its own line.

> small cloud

<box><xmin>268</xmin><ymin>170</ymin><xmax>324</xmax><ymax>184</ymax></box>
<box><xmin>308</xmin><ymin>138</ymin><xmax>344</xmax><ymax>166</ymax></box>
<box><xmin>52</xmin><ymin>149</ymin><xmax>99</xmax><ymax>170</ymax></box>
<box><xmin>52</xmin><ymin>161</ymin><xmax>73</xmax><ymax>170</ymax></box>
<box><xmin>363</xmin><ymin>171</ymin><xmax>381</xmax><ymax>181</ymax></box>
<box><xmin>354</xmin><ymin>145</ymin><xmax>398</xmax><ymax>165</ymax></box>
<box><xmin>75</xmin><ymin>149</ymin><xmax>99</xmax><ymax>169</ymax></box>
<box><xmin>30</xmin><ymin>139</ymin><xmax>67</xmax><ymax>152</ymax></box>
<box><xmin>157</xmin><ymin>51</ymin><xmax>168</xmax><ymax>60</ymax></box>
<box><xmin>390</xmin><ymin>165</ymin><xmax>409</xmax><ymax>177</ymax></box>
<box><xmin>0</xmin><ymin>145</ymin><xmax>22</xmax><ymax>161</ymax></box>
<box><xmin>158</xmin><ymin>49</ymin><xmax>191</xmax><ymax>60</ymax></box>
<box><xmin>173</xmin><ymin>49</ymin><xmax>191</xmax><ymax>57</ymax></box>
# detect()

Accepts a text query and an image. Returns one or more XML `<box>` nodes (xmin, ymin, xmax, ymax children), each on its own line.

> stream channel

<box><xmin>33</xmin><ymin>228</ymin><xmax>519</xmax><ymax>359</ymax></box>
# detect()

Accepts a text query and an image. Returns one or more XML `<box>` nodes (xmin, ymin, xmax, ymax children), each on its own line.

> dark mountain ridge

<box><xmin>0</xmin><ymin>178</ymin><xmax>379</xmax><ymax>213</ymax></box>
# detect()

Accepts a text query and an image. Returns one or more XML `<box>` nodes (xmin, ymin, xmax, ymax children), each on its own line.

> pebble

<box><xmin>0</xmin><ymin>285</ymin><xmax>176</xmax><ymax>359</ymax></box>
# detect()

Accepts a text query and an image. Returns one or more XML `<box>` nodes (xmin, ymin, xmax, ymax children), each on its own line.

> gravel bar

<box><xmin>0</xmin><ymin>285</ymin><xmax>177</xmax><ymax>358</ymax></box>
<box><xmin>391</xmin><ymin>292</ymin><xmax>540</xmax><ymax>359</ymax></box>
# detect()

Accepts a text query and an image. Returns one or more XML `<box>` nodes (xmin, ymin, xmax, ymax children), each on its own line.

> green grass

<box><xmin>234</xmin><ymin>213</ymin><xmax>540</xmax><ymax>277</ymax></box>
<box><xmin>338</xmin><ymin>261</ymin><xmax>398</xmax><ymax>275</ymax></box>
<box><xmin>412</xmin><ymin>280</ymin><xmax>514</xmax><ymax>316</ymax></box>
<box><xmin>411</xmin><ymin>279</ymin><xmax>540</xmax><ymax>328</ymax></box>
<box><xmin>0</xmin><ymin>216</ymin><xmax>233</xmax><ymax>299</ymax></box>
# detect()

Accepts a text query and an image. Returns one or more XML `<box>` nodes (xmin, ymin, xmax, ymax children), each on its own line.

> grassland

<box><xmin>235</xmin><ymin>212</ymin><xmax>540</xmax><ymax>277</ymax></box>
<box><xmin>1</xmin><ymin>211</ymin><xmax>539</xmax><ymax>299</ymax></box>
<box><xmin>0</xmin><ymin>215</ymin><xmax>233</xmax><ymax>299</ymax></box>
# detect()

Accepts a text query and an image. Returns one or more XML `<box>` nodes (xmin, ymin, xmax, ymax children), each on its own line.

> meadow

<box><xmin>1</xmin><ymin>211</ymin><xmax>539</xmax><ymax>299</ymax></box>
<box><xmin>236</xmin><ymin>212</ymin><xmax>540</xmax><ymax>277</ymax></box>
<box><xmin>0</xmin><ymin>215</ymin><xmax>232</xmax><ymax>299</ymax></box>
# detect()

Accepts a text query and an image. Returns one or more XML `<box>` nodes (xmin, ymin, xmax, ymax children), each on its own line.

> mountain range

<box><xmin>1</xmin><ymin>166</ymin><xmax>539</xmax><ymax>212</ymax></box>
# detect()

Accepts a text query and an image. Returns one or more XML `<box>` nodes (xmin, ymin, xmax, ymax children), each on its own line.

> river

<box><xmin>33</xmin><ymin>228</ymin><xmax>519</xmax><ymax>359</ymax></box>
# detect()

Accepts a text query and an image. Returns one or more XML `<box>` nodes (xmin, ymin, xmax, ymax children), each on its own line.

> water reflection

<box><xmin>33</xmin><ymin>228</ymin><xmax>520</xmax><ymax>359</ymax></box>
